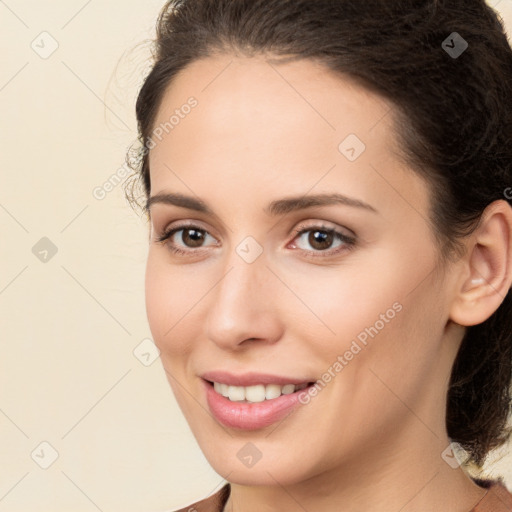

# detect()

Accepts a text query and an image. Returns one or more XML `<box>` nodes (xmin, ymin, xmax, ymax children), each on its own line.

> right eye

<box><xmin>156</xmin><ymin>224</ymin><xmax>219</xmax><ymax>256</ymax></box>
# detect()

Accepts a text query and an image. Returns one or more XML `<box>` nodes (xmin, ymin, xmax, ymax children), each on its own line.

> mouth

<box><xmin>199</xmin><ymin>370</ymin><xmax>319</xmax><ymax>429</ymax></box>
<box><xmin>202</xmin><ymin>378</ymin><xmax>317</xmax><ymax>430</ymax></box>
<box><xmin>205</xmin><ymin>380</ymin><xmax>315</xmax><ymax>403</ymax></box>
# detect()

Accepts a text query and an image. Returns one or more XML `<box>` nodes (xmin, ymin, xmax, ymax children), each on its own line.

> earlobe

<box><xmin>450</xmin><ymin>199</ymin><xmax>512</xmax><ymax>327</ymax></box>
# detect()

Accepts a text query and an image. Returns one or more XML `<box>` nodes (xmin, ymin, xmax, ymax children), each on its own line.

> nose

<box><xmin>205</xmin><ymin>248</ymin><xmax>284</xmax><ymax>351</ymax></box>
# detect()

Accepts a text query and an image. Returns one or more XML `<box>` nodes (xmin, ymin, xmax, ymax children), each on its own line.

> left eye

<box><xmin>290</xmin><ymin>225</ymin><xmax>356</xmax><ymax>255</ymax></box>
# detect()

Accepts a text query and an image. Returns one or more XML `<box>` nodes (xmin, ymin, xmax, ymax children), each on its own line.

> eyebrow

<box><xmin>145</xmin><ymin>192</ymin><xmax>378</xmax><ymax>216</ymax></box>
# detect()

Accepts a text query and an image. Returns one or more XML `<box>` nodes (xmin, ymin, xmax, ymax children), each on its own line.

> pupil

<box><xmin>184</xmin><ymin>229</ymin><xmax>204</xmax><ymax>247</ymax></box>
<box><xmin>310</xmin><ymin>230</ymin><xmax>332</xmax><ymax>250</ymax></box>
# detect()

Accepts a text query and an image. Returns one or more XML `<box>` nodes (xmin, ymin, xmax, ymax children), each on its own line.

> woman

<box><xmin>124</xmin><ymin>0</ymin><xmax>512</xmax><ymax>510</ymax></box>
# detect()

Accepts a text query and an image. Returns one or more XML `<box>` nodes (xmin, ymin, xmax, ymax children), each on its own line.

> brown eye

<box><xmin>306</xmin><ymin>230</ymin><xmax>334</xmax><ymax>251</ymax></box>
<box><xmin>156</xmin><ymin>224</ymin><xmax>217</xmax><ymax>255</ymax></box>
<box><xmin>291</xmin><ymin>224</ymin><xmax>356</xmax><ymax>258</ymax></box>
<box><xmin>180</xmin><ymin>228</ymin><xmax>207</xmax><ymax>248</ymax></box>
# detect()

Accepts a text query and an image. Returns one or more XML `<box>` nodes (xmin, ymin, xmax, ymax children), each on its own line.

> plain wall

<box><xmin>1</xmin><ymin>1</ymin><xmax>511</xmax><ymax>510</ymax></box>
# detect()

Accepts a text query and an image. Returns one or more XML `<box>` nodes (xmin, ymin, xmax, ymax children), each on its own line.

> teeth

<box><xmin>282</xmin><ymin>384</ymin><xmax>295</xmax><ymax>395</ymax></box>
<box><xmin>265</xmin><ymin>384</ymin><xmax>282</xmax><ymax>400</ymax></box>
<box><xmin>228</xmin><ymin>385</ymin><xmax>245</xmax><ymax>401</ymax></box>
<box><xmin>212</xmin><ymin>381</ymin><xmax>309</xmax><ymax>403</ymax></box>
<box><xmin>245</xmin><ymin>384</ymin><xmax>265</xmax><ymax>403</ymax></box>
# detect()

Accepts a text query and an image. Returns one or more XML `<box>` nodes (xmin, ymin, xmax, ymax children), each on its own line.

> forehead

<box><xmin>149</xmin><ymin>53</ymin><xmax>395</xmax><ymax>164</ymax></box>
<box><xmin>147</xmin><ymin>54</ymin><xmax>430</xmax><ymax>222</ymax></box>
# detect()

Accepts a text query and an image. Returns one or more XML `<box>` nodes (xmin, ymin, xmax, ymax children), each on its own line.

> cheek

<box><xmin>302</xmin><ymin>251</ymin><xmax>441</xmax><ymax>387</ymax></box>
<box><xmin>284</xmin><ymin>257</ymin><xmax>403</xmax><ymax>351</ymax></box>
<box><xmin>346</xmin><ymin>281</ymin><xmax>446</xmax><ymax>420</ymax></box>
<box><xmin>144</xmin><ymin>251</ymin><xmax>193</xmax><ymax>356</ymax></box>
<box><xmin>145</xmin><ymin>254</ymin><xmax>168</xmax><ymax>340</ymax></box>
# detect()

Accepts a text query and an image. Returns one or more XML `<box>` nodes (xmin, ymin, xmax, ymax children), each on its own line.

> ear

<box><xmin>450</xmin><ymin>199</ymin><xmax>512</xmax><ymax>327</ymax></box>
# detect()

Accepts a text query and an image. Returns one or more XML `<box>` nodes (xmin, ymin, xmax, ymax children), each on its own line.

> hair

<box><xmin>124</xmin><ymin>0</ymin><xmax>512</xmax><ymax>469</ymax></box>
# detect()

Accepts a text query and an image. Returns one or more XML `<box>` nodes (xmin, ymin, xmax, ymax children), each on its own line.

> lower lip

<box><xmin>203</xmin><ymin>380</ymin><xmax>312</xmax><ymax>430</ymax></box>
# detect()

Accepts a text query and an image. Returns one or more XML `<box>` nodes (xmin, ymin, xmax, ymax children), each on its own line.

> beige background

<box><xmin>1</xmin><ymin>1</ymin><xmax>512</xmax><ymax>510</ymax></box>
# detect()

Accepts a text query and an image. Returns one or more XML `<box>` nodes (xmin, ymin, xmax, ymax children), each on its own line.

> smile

<box><xmin>211</xmin><ymin>381</ymin><xmax>310</xmax><ymax>403</ymax></box>
<box><xmin>203</xmin><ymin>378</ymin><xmax>316</xmax><ymax>430</ymax></box>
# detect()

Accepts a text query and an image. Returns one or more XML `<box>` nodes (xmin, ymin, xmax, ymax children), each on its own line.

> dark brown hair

<box><xmin>125</xmin><ymin>0</ymin><xmax>512</xmax><ymax>468</ymax></box>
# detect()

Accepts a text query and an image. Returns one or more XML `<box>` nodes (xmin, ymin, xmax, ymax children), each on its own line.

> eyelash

<box><xmin>155</xmin><ymin>222</ymin><xmax>356</xmax><ymax>259</ymax></box>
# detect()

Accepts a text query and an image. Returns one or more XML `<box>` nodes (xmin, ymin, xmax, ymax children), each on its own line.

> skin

<box><xmin>144</xmin><ymin>54</ymin><xmax>512</xmax><ymax>511</ymax></box>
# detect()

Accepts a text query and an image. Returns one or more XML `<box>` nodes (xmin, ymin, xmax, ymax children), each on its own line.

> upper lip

<box><xmin>201</xmin><ymin>370</ymin><xmax>314</xmax><ymax>387</ymax></box>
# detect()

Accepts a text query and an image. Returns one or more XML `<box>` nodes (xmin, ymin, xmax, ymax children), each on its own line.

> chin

<box><xmin>198</xmin><ymin>440</ymin><xmax>315</xmax><ymax>487</ymax></box>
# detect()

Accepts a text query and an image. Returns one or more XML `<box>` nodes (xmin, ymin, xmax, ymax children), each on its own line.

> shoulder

<box><xmin>473</xmin><ymin>478</ymin><xmax>512</xmax><ymax>512</ymax></box>
<box><xmin>171</xmin><ymin>483</ymin><xmax>231</xmax><ymax>512</ymax></box>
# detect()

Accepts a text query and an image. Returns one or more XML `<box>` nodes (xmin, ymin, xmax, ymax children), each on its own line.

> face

<box><xmin>145</xmin><ymin>54</ymin><xmax>458</xmax><ymax>486</ymax></box>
